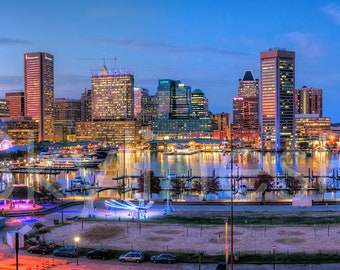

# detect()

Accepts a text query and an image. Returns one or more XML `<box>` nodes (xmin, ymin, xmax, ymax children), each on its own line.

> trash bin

<box><xmin>53</xmin><ymin>219</ymin><xmax>59</xmax><ymax>225</ymax></box>
<box><xmin>234</xmin><ymin>254</ymin><xmax>239</xmax><ymax>261</ymax></box>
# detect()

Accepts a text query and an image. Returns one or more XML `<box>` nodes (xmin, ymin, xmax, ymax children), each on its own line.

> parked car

<box><xmin>87</xmin><ymin>248</ymin><xmax>112</xmax><ymax>260</ymax></box>
<box><xmin>28</xmin><ymin>244</ymin><xmax>51</xmax><ymax>255</ymax></box>
<box><xmin>53</xmin><ymin>246</ymin><xmax>77</xmax><ymax>257</ymax></box>
<box><xmin>119</xmin><ymin>251</ymin><xmax>144</xmax><ymax>263</ymax></box>
<box><xmin>215</xmin><ymin>262</ymin><xmax>226</xmax><ymax>270</ymax></box>
<box><xmin>150</xmin><ymin>253</ymin><xmax>177</xmax><ymax>263</ymax></box>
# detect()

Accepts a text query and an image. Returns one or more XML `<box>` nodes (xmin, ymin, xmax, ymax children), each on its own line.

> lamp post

<box><xmin>228</xmin><ymin>135</ymin><xmax>235</xmax><ymax>270</ymax></box>
<box><xmin>198</xmin><ymin>250</ymin><xmax>205</xmax><ymax>270</ymax></box>
<box><xmin>74</xmin><ymin>236</ymin><xmax>80</xmax><ymax>265</ymax></box>
<box><xmin>61</xmin><ymin>198</ymin><xmax>64</xmax><ymax>225</ymax></box>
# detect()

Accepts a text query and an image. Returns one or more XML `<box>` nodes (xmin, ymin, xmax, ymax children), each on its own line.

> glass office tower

<box><xmin>260</xmin><ymin>49</ymin><xmax>295</xmax><ymax>151</ymax></box>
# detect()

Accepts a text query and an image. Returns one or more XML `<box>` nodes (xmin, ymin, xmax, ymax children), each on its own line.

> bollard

<box><xmin>40</xmin><ymin>261</ymin><xmax>45</xmax><ymax>270</ymax></box>
<box><xmin>35</xmin><ymin>266</ymin><xmax>39</xmax><ymax>270</ymax></box>
<box><xmin>51</xmin><ymin>258</ymin><xmax>55</xmax><ymax>266</ymax></box>
<box><xmin>45</xmin><ymin>260</ymin><xmax>50</xmax><ymax>268</ymax></box>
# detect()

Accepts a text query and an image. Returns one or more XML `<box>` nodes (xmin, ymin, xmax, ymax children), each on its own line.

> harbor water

<box><xmin>1</xmin><ymin>150</ymin><xmax>340</xmax><ymax>201</ymax></box>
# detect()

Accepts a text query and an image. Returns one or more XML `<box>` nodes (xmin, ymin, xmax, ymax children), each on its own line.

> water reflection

<box><xmin>1</xmin><ymin>150</ymin><xmax>340</xmax><ymax>200</ymax></box>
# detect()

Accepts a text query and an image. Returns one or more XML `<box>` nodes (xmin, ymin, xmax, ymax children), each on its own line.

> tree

<box><xmin>191</xmin><ymin>179</ymin><xmax>202</xmax><ymax>193</ymax></box>
<box><xmin>254</xmin><ymin>171</ymin><xmax>274</xmax><ymax>204</ymax></box>
<box><xmin>170</xmin><ymin>177</ymin><xmax>186</xmax><ymax>198</ymax></box>
<box><xmin>286</xmin><ymin>175</ymin><xmax>302</xmax><ymax>194</ymax></box>
<box><xmin>137</xmin><ymin>171</ymin><xmax>161</xmax><ymax>196</ymax></box>
<box><xmin>38</xmin><ymin>227</ymin><xmax>51</xmax><ymax>243</ymax></box>
<box><xmin>206</xmin><ymin>178</ymin><xmax>220</xmax><ymax>195</ymax></box>
<box><xmin>32</xmin><ymin>222</ymin><xmax>51</xmax><ymax>242</ymax></box>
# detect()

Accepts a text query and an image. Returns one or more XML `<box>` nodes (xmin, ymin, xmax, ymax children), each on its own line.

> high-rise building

<box><xmin>260</xmin><ymin>49</ymin><xmax>295</xmax><ymax>151</ymax></box>
<box><xmin>134</xmin><ymin>87</ymin><xmax>149</xmax><ymax>120</ymax></box>
<box><xmin>232</xmin><ymin>96</ymin><xmax>259</xmax><ymax>142</ymax></box>
<box><xmin>0</xmin><ymin>99</ymin><xmax>10</xmax><ymax>118</ymax></box>
<box><xmin>238</xmin><ymin>70</ymin><xmax>259</xmax><ymax>97</ymax></box>
<box><xmin>295</xmin><ymin>86</ymin><xmax>322</xmax><ymax>117</ymax></box>
<box><xmin>91</xmin><ymin>65</ymin><xmax>134</xmax><ymax>121</ymax></box>
<box><xmin>141</xmin><ymin>95</ymin><xmax>158</xmax><ymax>125</ymax></box>
<box><xmin>157</xmin><ymin>79</ymin><xmax>176</xmax><ymax>118</ymax></box>
<box><xmin>5</xmin><ymin>91</ymin><xmax>24</xmax><ymax>117</ymax></box>
<box><xmin>2</xmin><ymin>116</ymin><xmax>39</xmax><ymax>145</ymax></box>
<box><xmin>212</xmin><ymin>112</ymin><xmax>231</xmax><ymax>139</ymax></box>
<box><xmin>76</xmin><ymin>120</ymin><xmax>140</xmax><ymax>144</ymax></box>
<box><xmin>54</xmin><ymin>98</ymin><xmax>81</xmax><ymax>142</ymax></box>
<box><xmin>170</xmin><ymin>82</ymin><xmax>191</xmax><ymax>118</ymax></box>
<box><xmin>81</xmin><ymin>88</ymin><xmax>92</xmax><ymax>122</ymax></box>
<box><xmin>232</xmin><ymin>70</ymin><xmax>260</xmax><ymax>143</ymax></box>
<box><xmin>295</xmin><ymin>114</ymin><xmax>330</xmax><ymax>147</ymax></box>
<box><xmin>24</xmin><ymin>52</ymin><xmax>54</xmax><ymax>142</ymax></box>
<box><xmin>191</xmin><ymin>89</ymin><xmax>209</xmax><ymax>118</ymax></box>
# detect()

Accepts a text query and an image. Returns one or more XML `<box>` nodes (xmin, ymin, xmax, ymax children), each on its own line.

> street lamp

<box><xmin>198</xmin><ymin>250</ymin><xmax>205</xmax><ymax>270</ymax></box>
<box><xmin>74</xmin><ymin>236</ymin><xmax>80</xmax><ymax>265</ymax></box>
<box><xmin>228</xmin><ymin>136</ymin><xmax>235</xmax><ymax>270</ymax></box>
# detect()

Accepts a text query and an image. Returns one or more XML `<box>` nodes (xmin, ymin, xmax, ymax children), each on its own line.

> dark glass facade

<box><xmin>260</xmin><ymin>49</ymin><xmax>295</xmax><ymax>151</ymax></box>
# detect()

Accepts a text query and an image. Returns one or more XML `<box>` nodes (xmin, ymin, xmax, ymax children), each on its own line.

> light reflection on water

<box><xmin>104</xmin><ymin>150</ymin><xmax>340</xmax><ymax>177</ymax></box>
<box><xmin>1</xmin><ymin>150</ymin><xmax>340</xmax><ymax>200</ymax></box>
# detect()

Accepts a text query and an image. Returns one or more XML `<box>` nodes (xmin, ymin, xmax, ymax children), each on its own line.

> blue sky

<box><xmin>1</xmin><ymin>1</ymin><xmax>340</xmax><ymax>121</ymax></box>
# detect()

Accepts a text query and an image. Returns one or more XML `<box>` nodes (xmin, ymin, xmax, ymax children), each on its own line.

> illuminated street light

<box><xmin>74</xmin><ymin>236</ymin><xmax>80</xmax><ymax>265</ymax></box>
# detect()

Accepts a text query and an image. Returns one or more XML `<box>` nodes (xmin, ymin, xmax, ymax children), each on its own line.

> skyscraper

<box><xmin>238</xmin><ymin>70</ymin><xmax>259</xmax><ymax>97</ymax></box>
<box><xmin>24</xmin><ymin>52</ymin><xmax>54</xmax><ymax>142</ymax></box>
<box><xmin>134</xmin><ymin>87</ymin><xmax>149</xmax><ymax>120</ymax></box>
<box><xmin>81</xmin><ymin>88</ymin><xmax>92</xmax><ymax>122</ymax></box>
<box><xmin>170</xmin><ymin>81</ymin><xmax>191</xmax><ymax>118</ymax></box>
<box><xmin>141</xmin><ymin>95</ymin><xmax>158</xmax><ymax>125</ymax></box>
<box><xmin>157</xmin><ymin>79</ymin><xmax>176</xmax><ymax>118</ymax></box>
<box><xmin>260</xmin><ymin>49</ymin><xmax>295</xmax><ymax>151</ymax></box>
<box><xmin>232</xmin><ymin>70</ymin><xmax>260</xmax><ymax>143</ymax></box>
<box><xmin>191</xmin><ymin>89</ymin><xmax>209</xmax><ymax>118</ymax></box>
<box><xmin>54</xmin><ymin>98</ymin><xmax>81</xmax><ymax>142</ymax></box>
<box><xmin>295</xmin><ymin>86</ymin><xmax>322</xmax><ymax>117</ymax></box>
<box><xmin>91</xmin><ymin>65</ymin><xmax>134</xmax><ymax>121</ymax></box>
<box><xmin>5</xmin><ymin>91</ymin><xmax>24</xmax><ymax>117</ymax></box>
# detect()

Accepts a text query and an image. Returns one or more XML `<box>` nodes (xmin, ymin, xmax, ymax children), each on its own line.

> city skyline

<box><xmin>1</xmin><ymin>1</ymin><xmax>340</xmax><ymax>121</ymax></box>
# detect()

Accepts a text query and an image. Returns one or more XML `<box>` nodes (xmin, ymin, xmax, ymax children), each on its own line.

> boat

<box><xmin>35</xmin><ymin>153</ymin><xmax>104</xmax><ymax>168</ymax></box>
<box><xmin>73</xmin><ymin>156</ymin><xmax>105</xmax><ymax>167</ymax></box>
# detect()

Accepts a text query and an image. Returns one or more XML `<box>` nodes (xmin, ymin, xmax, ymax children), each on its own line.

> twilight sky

<box><xmin>1</xmin><ymin>1</ymin><xmax>340</xmax><ymax>121</ymax></box>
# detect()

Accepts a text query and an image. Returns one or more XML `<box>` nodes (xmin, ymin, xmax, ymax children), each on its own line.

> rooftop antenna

<box><xmin>114</xmin><ymin>57</ymin><xmax>117</xmax><ymax>69</ymax></box>
<box><xmin>103</xmin><ymin>56</ymin><xmax>106</xmax><ymax>67</ymax></box>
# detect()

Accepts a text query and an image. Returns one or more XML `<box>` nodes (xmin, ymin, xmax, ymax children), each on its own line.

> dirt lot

<box><xmin>44</xmin><ymin>208</ymin><xmax>340</xmax><ymax>256</ymax></box>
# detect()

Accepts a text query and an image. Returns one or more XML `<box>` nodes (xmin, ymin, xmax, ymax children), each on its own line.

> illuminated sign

<box><xmin>233</xmin><ymin>97</ymin><xmax>244</xmax><ymax>101</ymax></box>
<box><xmin>159</xmin><ymin>80</ymin><xmax>170</xmax><ymax>84</ymax></box>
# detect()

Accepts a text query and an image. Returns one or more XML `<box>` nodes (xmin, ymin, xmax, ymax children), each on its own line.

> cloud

<box><xmin>321</xmin><ymin>3</ymin><xmax>340</xmax><ymax>25</ymax></box>
<box><xmin>0</xmin><ymin>37</ymin><xmax>31</xmax><ymax>45</ymax></box>
<box><xmin>85</xmin><ymin>38</ymin><xmax>249</xmax><ymax>56</ymax></box>
<box><xmin>280</xmin><ymin>32</ymin><xmax>325</xmax><ymax>58</ymax></box>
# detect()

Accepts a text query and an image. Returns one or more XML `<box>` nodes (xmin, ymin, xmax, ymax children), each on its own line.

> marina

<box><xmin>0</xmin><ymin>149</ymin><xmax>339</xmax><ymax>204</ymax></box>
